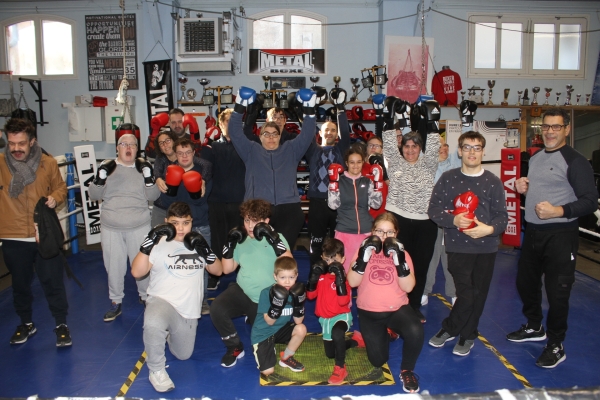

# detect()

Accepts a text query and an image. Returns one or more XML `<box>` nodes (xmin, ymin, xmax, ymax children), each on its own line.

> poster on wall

<box><xmin>384</xmin><ymin>36</ymin><xmax>434</xmax><ymax>103</ymax></box>
<box><xmin>85</xmin><ymin>14</ymin><xmax>138</xmax><ymax>91</ymax></box>
<box><xmin>249</xmin><ymin>49</ymin><xmax>325</xmax><ymax>75</ymax></box>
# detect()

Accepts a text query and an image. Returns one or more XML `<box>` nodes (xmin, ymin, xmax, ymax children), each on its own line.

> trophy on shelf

<box><xmin>576</xmin><ymin>94</ymin><xmax>582</xmax><ymax>106</ymax></box>
<box><xmin>262</xmin><ymin>75</ymin><xmax>271</xmax><ymax>91</ymax></box>
<box><xmin>187</xmin><ymin>88</ymin><xmax>197</xmax><ymax>101</ymax></box>
<box><xmin>517</xmin><ymin>91</ymin><xmax>523</xmax><ymax>106</ymax></box>
<box><xmin>532</xmin><ymin>87</ymin><xmax>540</xmax><ymax>106</ymax></box>
<box><xmin>487</xmin><ymin>80</ymin><xmax>495</xmax><ymax>105</ymax></box>
<box><xmin>544</xmin><ymin>88</ymin><xmax>552</xmax><ymax>105</ymax></box>
<box><xmin>310</xmin><ymin>76</ymin><xmax>320</xmax><ymax>88</ymax></box>
<box><xmin>178</xmin><ymin>76</ymin><xmax>188</xmax><ymax>102</ymax></box>
<box><xmin>555</xmin><ymin>92</ymin><xmax>562</xmax><ymax>106</ymax></box>
<box><xmin>522</xmin><ymin>88</ymin><xmax>529</xmax><ymax>106</ymax></box>
<box><xmin>333</xmin><ymin>76</ymin><xmax>341</xmax><ymax>89</ymax></box>
<box><xmin>586</xmin><ymin>94</ymin><xmax>591</xmax><ymax>106</ymax></box>
<box><xmin>564</xmin><ymin>84</ymin><xmax>574</xmax><ymax>106</ymax></box>
<box><xmin>501</xmin><ymin>89</ymin><xmax>510</xmax><ymax>106</ymax></box>
<box><xmin>350</xmin><ymin>78</ymin><xmax>360</xmax><ymax>101</ymax></box>
<box><xmin>198</xmin><ymin>78</ymin><xmax>210</xmax><ymax>101</ymax></box>
<box><xmin>460</xmin><ymin>91</ymin><xmax>466</xmax><ymax>102</ymax></box>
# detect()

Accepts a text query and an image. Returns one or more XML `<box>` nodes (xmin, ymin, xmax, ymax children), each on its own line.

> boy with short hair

<box><xmin>307</xmin><ymin>238</ymin><xmax>365</xmax><ymax>385</ymax></box>
<box><xmin>252</xmin><ymin>257</ymin><xmax>307</xmax><ymax>377</ymax></box>
<box><xmin>211</xmin><ymin>199</ymin><xmax>293</xmax><ymax>368</ymax></box>
<box><xmin>131</xmin><ymin>202</ymin><xmax>222</xmax><ymax>392</ymax></box>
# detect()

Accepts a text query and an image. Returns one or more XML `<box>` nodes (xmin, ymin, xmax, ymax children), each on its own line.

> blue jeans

<box><xmin>193</xmin><ymin>225</ymin><xmax>211</xmax><ymax>298</ymax></box>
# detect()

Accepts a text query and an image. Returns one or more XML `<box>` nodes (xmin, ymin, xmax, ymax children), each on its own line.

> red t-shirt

<box><xmin>431</xmin><ymin>68</ymin><xmax>462</xmax><ymax>106</ymax></box>
<box><xmin>307</xmin><ymin>273</ymin><xmax>352</xmax><ymax>319</ymax></box>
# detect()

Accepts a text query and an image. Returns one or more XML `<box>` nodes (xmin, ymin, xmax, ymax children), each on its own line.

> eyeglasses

<box><xmin>118</xmin><ymin>143</ymin><xmax>138</xmax><ymax>149</ymax></box>
<box><xmin>367</xmin><ymin>144</ymin><xmax>382</xmax><ymax>149</ymax></box>
<box><xmin>270</xmin><ymin>115</ymin><xmax>285</xmax><ymax>121</ymax></box>
<box><xmin>461</xmin><ymin>144</ymin><xmax>483</xmax><ymax>152</ymax></box>
<box><xmin>158</xmin><ymin>138</ymin><xmax>172</xmax><ymax>146</ymax></box>
<box><xmin>374</xmin><ymin>229</ymin><xmax>396</xmax><ymax>237</ymax></box>
<box><xmin>541</xmin><ymin>124</ymin><xmax>567</xmax><ymax>131</ymax></box>
<box><xmin>262</xmin><ymin>132</ymin><xmax>280</xmax><ymax>138</ymax></box>
<box><xmin>176</xmin><ymin>150</ymin><xmax>194</xmax><ymax>157</ymax></box>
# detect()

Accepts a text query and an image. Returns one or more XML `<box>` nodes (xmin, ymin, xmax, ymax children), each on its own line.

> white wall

<box><xmin>1</xmin><ymin>0</ymin><xmax>599</xmax><ymax>159</ymax></box>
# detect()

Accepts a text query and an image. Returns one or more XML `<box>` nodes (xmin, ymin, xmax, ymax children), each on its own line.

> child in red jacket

<box><xmin>306</xmin><ymin>238</ymin><xmax>365</xmax><ymax>385</ymax></box>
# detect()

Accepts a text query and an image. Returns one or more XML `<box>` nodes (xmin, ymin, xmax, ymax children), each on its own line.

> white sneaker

<box><xmin>421</xmin><ymin>295</ymin><xmax>428</xmax><ymax>306</ymax></box>
<box><xmin>149</xmin><ymin>368</ymin><xmax>175</xmax><ymax>392</ymax></box>
<box><xmin>451</xmin><ymin>297</ymin><xmax>457</xmax><ymax>306</ymax></box>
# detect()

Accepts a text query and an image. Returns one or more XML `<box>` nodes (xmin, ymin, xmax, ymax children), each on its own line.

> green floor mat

<box><xmin>259</xmin><ymin>333</ymin><xmax>396</xmax><ymax>386</ymax></box>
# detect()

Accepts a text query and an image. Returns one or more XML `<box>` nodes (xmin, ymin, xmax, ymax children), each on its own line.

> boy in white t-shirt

<box><xmin>131</xmin><ymin>202</ymin><xmax>222</xmax><ymax>392</ymax></box>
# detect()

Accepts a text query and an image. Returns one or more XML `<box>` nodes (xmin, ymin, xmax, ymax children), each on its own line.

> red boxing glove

<box><xmin>370</xmin><ymin>164</ymin><xmax>384</xmax><ymax>192</ymax></box>
<box><xmin>165</xmin><ymin>165</ymin><xmax>185</xmax><ymax>197</ymax></box>
<box><xmin>328</xmin><ymin>163</ymin><xmax>344</xmax><ymax>192</ymax></box>
<box><xmin>183</xmin><ymin>114</ymin><xmax>200</xmax><ymax>143</ymax></box>
<box><xmin>453</xmin><ymin>191</ymin><xmax>479</xmax><ymax>230</ymax></box>
<box><xmin>182</xmin><ymin>170</ymin><xmax>203</xmax><ymax>199</ymax></box>
<box><xmin>150</xmin><ymin>113</ymin><xmax>169</xmax><ymax>138</ymax></box>
<box><xmin>205</xmin><ymin>115</ymin><xmax>216</xmax><ymax>129</ymax></box>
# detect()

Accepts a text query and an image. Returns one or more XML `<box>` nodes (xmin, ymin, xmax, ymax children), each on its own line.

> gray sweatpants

<box><xmin>144</xmin><ymin>296</ymin><xmax>198</xmax><ymax>372</ymax></box>
<box><xmin>424</xmin><ymin>227</ymin><xmax>456</xmax><ymax>298</ymax></box>
<box><xmin>101</xmin><ymin>224</ymin><xmax>150</xmax><ymax>303</ymax></box>
<box><xmin>150</xmin><ymin>205</ymin><xmax>167</xmax><ymax>228</ymax></box>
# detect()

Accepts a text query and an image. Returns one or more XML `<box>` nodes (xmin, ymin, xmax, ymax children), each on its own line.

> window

<box><xmin>2</xmin><ymin>15</ymin><xmax>77</xmax><ymax>79</ymax></box>
<box><xmin>468</xmin><ymin>14</ymin><xmax>587</xmax><ymax>78</ymax></box>
<box><xmin>249</xmin><ymin>10</ymin><xmax>326</xmax><ymax>49</ymax></box>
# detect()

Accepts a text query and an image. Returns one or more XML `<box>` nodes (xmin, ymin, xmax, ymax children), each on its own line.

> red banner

<box><xmin>501</xmin><ymin>149</ymin><xmax>521</xmax><ymax>246</ymax></box>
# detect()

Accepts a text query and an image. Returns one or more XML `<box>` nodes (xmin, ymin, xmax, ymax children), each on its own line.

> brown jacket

<box><xmin>0</xmin><ymin>153</ymin><xmax>67</xmax><ymax>238</ymax></box>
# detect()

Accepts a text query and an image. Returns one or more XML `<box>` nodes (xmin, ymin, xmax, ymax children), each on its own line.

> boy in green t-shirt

<box><xmin>252</xmin><ymin>257</ymin><xmax>307</xmax><ymax>377</ymax></box>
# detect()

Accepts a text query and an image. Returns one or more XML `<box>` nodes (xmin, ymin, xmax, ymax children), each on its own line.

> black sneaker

<box><xmin>279</xmin><ymin>352</ymin><xmax>305</xmax><ymax>372</ymax></box>
<box><xmin>536</xmin><ymin>343</ymin><xmax>566</xmax><ymax>368</ymax></box>
<box><xmin>10</xmin><ymin>323</ymin><xmax>37</xmax><ymax>344</ymax></box>
<box><xmin>54</xmin><ymin>324</ymin><xmax>72</xmax><ymax>347</ymax></box>
<box><xmin>506</xmin><ymin>324</ymin><xmax>546</xmax><ymax>342</ymax></box>
<box><xmin>103</xmin><ymin>302</ymin><xmax>122</xmax><ymax>322</ymax></box>
<box><xmin>207</xmin><ymin>276</ymin><xmax>220</xmax><ymax>291</ymax></box>
<box><xmin>400</xmin><ymin>370</ymin><xmax>420</xmax><ymax>393</ymax></box>
<box><xmin>221</xmin><ymin>345</ymin><xmax>245</xmax><ymax>367</ymax></box>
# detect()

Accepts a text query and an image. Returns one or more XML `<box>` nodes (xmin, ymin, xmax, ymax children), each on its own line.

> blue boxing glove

<box><xmin>235</xmin><ymin>86</ymin><xmax>256</xmax><ymax>114</ymax></box>
<box><xmin>372</xmin><ymin>93</ymin><xmax>386</xmax><ymax>117</ymax></box>
<box><xmin>296</xmin><ymin>88</ymin><xmax>317</xmax><ymax>117</ymax></box>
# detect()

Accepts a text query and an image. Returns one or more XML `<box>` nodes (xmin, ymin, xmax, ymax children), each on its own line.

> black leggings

<box><xmin>323</xmin><ymin>321</ymin><xmax>357</xmax><ymax>367</ymax></box>
<box><xmin>358</xmin><ymin>305</ymin><xmax>424</xmax><ymax>371</ymax></box>
<box><xmin>210</xmin><ymin>282</ymin><xmax>258</xmax><ymax>348</ymax></box>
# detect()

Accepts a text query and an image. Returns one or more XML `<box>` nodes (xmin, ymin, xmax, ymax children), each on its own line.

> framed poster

<box><xmin>85</xmin><ymin>14</ymin><xmax>138</xmax><ymax>91</ymax></box>
<box><xmin>248</xmin><ymin>49</ymin><xmax>325</xmax><ymax>75</ymax></box>
<box><xmin>384</xmin><ymin>36</ymin><xmax>434</xmax><ymax>103</ymax></box>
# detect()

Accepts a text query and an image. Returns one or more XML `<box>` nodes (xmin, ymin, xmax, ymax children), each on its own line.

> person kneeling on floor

<box><xmin>131</xmin><ymin>202</ymin><xmax>222</xmax><ymax>392</ymax></box>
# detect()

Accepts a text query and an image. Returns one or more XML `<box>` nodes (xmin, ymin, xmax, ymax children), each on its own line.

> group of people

<box><xmin>0</xmin><ymin>86</ymin><xmax>595</xmax><ymax>394</ymax></box>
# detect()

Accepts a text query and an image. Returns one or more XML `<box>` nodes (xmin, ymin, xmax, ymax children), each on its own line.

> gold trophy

<box><xmin>333</xmin><ymin>76</ymin><xmax>341</xmax><ymax>89</ymax></box>
<box><xmin>262</xmin><ymin>76</ymin><xmax>271</xmax><ymax>91</ymax></box>
<box><xmin>501</xmin><ymin>89</ymin><xmax>510</xmax><ymax>106</ymax></box>
<box><xmin>486</xmin><ymin>80</ymin><xmax>495</xmax><ymax>105</ymax></box>
<box><xmin>544</xmin><ymin>88</ymin><xmax>552</xmax><ymax>106</ymax></box>
<box><xmin>532</xmin><ymin>87</ymin><xmax>540</xmax><ymax>106</ymax></box>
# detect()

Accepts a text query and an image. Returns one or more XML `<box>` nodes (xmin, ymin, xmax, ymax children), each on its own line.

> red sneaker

<box><xmin>352</xmin><ymin>331</ymin><xmax>366</xmax><ymax>348</ymax></box>
<box><xmin>328</xmin><ymin>365</ymin><xmax>348</xmax><ymax>385</ymax></box>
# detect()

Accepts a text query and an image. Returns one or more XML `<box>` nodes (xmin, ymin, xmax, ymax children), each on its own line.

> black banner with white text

<box><xmin>143</xmin><ymin>59</ymin><xmax>174</xmax><ymax>125</ymax></box>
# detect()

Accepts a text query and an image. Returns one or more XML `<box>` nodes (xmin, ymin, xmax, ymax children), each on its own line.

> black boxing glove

<box><xmin>383</xmin><ymin>96</ymin><xmax>399</xmax><ymax>131</ymax></box>
<box><xmin>253</xmin><ymin>222</ymin><xmax>287</xmax><ymax>257</ymax></box>
<box><xmin>383</xmin><ymin>237</ymin><xmax>410</xmax><ymax>277</ymax></box>
<box><xmin>183</xmin><ymin>231</ymin><xmax>217</xmax><ymax>264</ymax></box>
<box><xmin>289</xmin><ymin>282</ymin><xmax>306</xmax><ymax>318</ymax></box>
<box><xmin>329</xmin><ymin>88</ymin><xmax>347</xmax><ymax>111</ymax></box>
<box><xmin>268</xmin><ymin>284</ymin><xmax>289</xmax><ymax>319</ymax></box>
<box><xmin>94</xmin><ymin>159</ymin><xmax>117</xmax><ymax>187</ymax></box>
<box><xmin>222</xmin><ymin>227</ymin><xmax>247</xmax><ymax>260</ymax></box>
<box><xmin>135</xmin><ymin>157</ymin><xmax>155</xmax><ymax>187</ymax></box>
<box><xmin>308</xmin><ymin>260</ymin><xmax>327</xmax><ymax>292</ymax></box>
<box><xmin>328</xmin><ymin>261</ymin><xmax>348</xmax><ymax>296</ymax></box>
<box><xmin>140</xmin><ymin>223</ymin><xmax>176</xmax><ymax>255</ymax></box>
<box><xmin>351</xmin><ymin>235</ymin><xmax>383</xmax><ymax>274</ymax></box>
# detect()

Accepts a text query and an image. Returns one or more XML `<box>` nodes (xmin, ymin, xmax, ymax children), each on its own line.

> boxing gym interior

<box><xmin>1</xmin><ymin>0</ymin><xmax>600</xmax><ymax>399</ymax></box>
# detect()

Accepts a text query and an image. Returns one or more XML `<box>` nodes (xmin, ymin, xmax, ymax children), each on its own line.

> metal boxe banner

<box><xmin>501</xmin><ymin>148</ymin><xmax>521</xmax><ymax>247</ymax></box>
<box><xmin>249</xmin><ymin>49</ymin><xmax>325</xmax><ymax>75</ymax></box>
<box><xmin>85</xmin><ymin>14</ymin><xmax>138</xmax><ymax>91</ymax></box>
<box><xmin>143</xmin><ymin>59</ymin><xmax>174</xmax><ymax>125</ymax></box>
<box><xmin>73</xmin><ymin>145</ymin><xmax>102</xmax><ymax>245</ymax></box>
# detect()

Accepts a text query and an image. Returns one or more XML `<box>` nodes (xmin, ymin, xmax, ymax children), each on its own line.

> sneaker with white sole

<box><xmin>536</xmin><ymin>343</ymin><xmax>566</xmax><ymax>368</ymax></box>
<box><xmin>506</xmin><ymin>324</ymin><xmax>546</xmax><ymax>342</ymax></box>
<box><xmin>10</xmin><ymin>323</ymin><xmax>37</xmax><ymax>345</ymax></box>
<box><xmin>279</xmin><ymin>352</ymin><xmax>305</xmax><ymax>372</ymax></box>
<box><xmin>429</xmin><ymin>329</ymin><xmax>456</xmax><ymax>348</ymax></box>
<box><xmin>452</xmin><ymin>338</ymin><xmax>474</xmax><ymax>356</ymax></box>
<box><xmin>103</xmin><ymin>302</ymin><xmax>122</xmax><ymax>322</ymax></box>
<box><xmin>451</xmin><ymin>297</ymin><xmax>457</xmax><ymax>306</ymax></box>
<box><xmin>54</xmin><ymin>324</ymin><xmax>72</xmax><ymax>347</ymax></box>
<box><xmin>421</xmin><ymin>294</ymin><xmax>428</xmax><ymax>306</ymax></box>
<box><xmin>221</xmin><ymin>345</ymin><xmax>245</xmax><ymax>367</ymax></box>
<box><xmin>149</xmin><ymin>368</ymin><xmax>175</xmax><ymax>392</ymax></box>
<box><xmin>400</xmin><ymin>370</ymin><xmax>420</xmax><ymax>393</ymax></box>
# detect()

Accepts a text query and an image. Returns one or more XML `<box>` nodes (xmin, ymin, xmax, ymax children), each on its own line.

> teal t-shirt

<box><xmin>233</xmin><ymin>236</ymin><xmax>290</xmax><ymax>303</ymax></box>
<box><xmin>251</xmin><ymin>285</ymin><xmax>294</xmax><ymax>345</ymax></box>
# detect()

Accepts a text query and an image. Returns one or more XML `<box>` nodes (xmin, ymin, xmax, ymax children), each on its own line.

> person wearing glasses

<box><xmin>382</xmin><ymin>122</ymin><xmax>440</xmax><ymax>323</ymax></box>
<box><xmin>506</xmin><ymin>108</ymin><xmax>596</xmax><ymax>368</ymax></box>
<box><xmin>89</xmin><ymin>134</ymin><xmax>160</xmax><ymax>322</ymax></box>
<box><xmin>228</xmin><ymin>87</ymin><xmax>317</xmax><ymax>249</ymax></box>
<box><xmin>427</xmin><ymin>131</ymin><xmax>507</xmax><ymax>357</ymax></box>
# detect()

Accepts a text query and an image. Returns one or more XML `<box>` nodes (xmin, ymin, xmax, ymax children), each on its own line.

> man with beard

<box><xmin>0</xmin><ymin>118</ymin><xmax>71</xmax><ymax>347</ymax></box>
<box><xmin>145</xmin><ymin>108</ymin><xmax>200</xmax><ymax>158</ymax></box>
<box><xmin>89</xmin><ymin>133</ymin><xmax>160</xmax><ymax>322</ymax></box>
